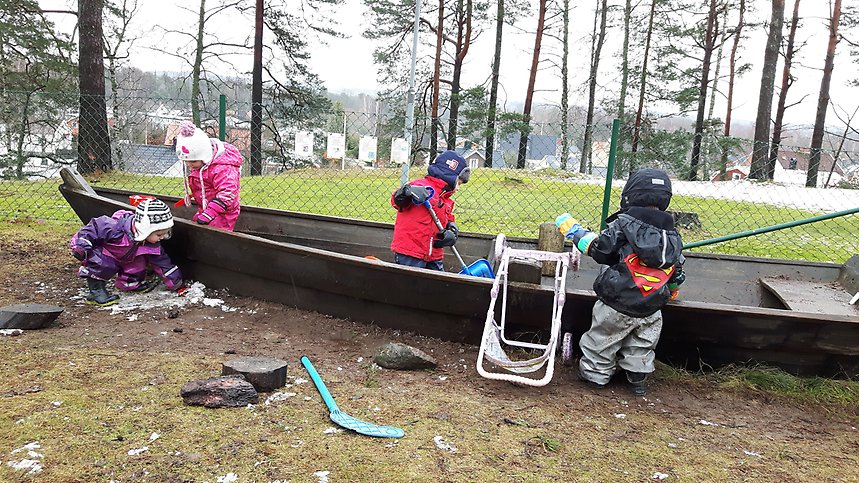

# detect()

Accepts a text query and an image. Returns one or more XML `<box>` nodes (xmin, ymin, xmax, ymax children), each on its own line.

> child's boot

<box><xmin>86</xmin><ymin>278</ymin><xmax>119</xmax><ymax>306</ymax></box>
<box><xmin>128</xmin><ymin>279</ymin><xmax>158</xmax><ymax>293</ymax></box>
<box><xmin>626</xmin><ymin>371</ymin><xmax>648</xmax><ymax>396</ymax></box>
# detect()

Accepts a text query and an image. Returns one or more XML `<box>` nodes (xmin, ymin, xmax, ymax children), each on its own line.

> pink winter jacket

<box><xmin>184</xmin><ymin>140</ymin><xmax>243</xmax><ymax>231</ymax></box>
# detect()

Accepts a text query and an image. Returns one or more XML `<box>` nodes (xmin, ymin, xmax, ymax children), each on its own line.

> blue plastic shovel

<box><xmin>300</xmin><ymin>356</ymin><xmax>404</xmax><ymax>438</ymax></box>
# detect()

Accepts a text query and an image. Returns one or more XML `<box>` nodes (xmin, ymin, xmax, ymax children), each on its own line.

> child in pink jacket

<box><xmin>175</xmin><ymin>121</ymin><xmax>244</xmax><ymax>231</ymax></box>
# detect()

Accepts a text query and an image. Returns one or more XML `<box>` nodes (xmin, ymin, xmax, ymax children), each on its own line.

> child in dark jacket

<box><xmin>70</xmin><ymin>198</ymin><xmax>185</xmax><ymax>306</ymax></box>
<box><xmin>390</xmin><ymin>150</ymin><xmax>471</xmax><ymax>270</ymax></box>
<box><xmin>556</xmin><ymin>168</ymin><xmax>685</xmax><ymax>396</ymax></box>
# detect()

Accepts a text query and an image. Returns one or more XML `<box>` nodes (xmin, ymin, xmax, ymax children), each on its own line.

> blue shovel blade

<box><xmin>330</xmin><ymin>409</ymin><xmax>405</xmax><ymax>438</ymax></box>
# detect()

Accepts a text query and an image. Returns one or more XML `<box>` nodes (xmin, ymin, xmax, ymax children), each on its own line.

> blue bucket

<box><xmin>460</xmin><ymin>259</ymin><xmax>495</xmax><ymax>279</ymax></box>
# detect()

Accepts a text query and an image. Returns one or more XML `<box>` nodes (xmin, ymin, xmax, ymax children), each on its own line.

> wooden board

<box><xmin>760</xmin><ymin>278</ymin><xmax>859</xmax><ymax>316</ymax></box>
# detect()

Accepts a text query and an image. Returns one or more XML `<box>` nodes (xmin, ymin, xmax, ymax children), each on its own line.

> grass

<box><xmin>656</xmin><ymin>362</ymin><xmax>859</xmax><ymax>410</ymax></box>
<box><xmin>2</xmin><ymin>168</ymin><xmax>857</xmax><ymax>262</ymax></box>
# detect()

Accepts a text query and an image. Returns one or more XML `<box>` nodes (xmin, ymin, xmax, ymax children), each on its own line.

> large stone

<box><xmin>222</xmin><ymin>356</ymin><xmax>288</xmax><ymax>392</ymax></box>
<box><xmin>668</xmin><ymin>210</ymin><xmax>702</xmax><ymax>229</ymax></box>
<box><xmin>374</xmin><ymin>342</ymin><xmax>437</xmax><ymax>370</ymax></box>
<box><xmin>180</xmin><ymin>374</ymin><xmax>259</xmax><ymax>408</ymax></box>
<box><xmin>0</xmin><ymin>304</ymin><xmax>63</xmax><ymax>330</ymax></box>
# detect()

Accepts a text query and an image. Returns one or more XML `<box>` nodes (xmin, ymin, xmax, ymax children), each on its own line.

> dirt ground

<box><xmin>1</xmin><ymin>221</ymin><xmax>858</xmax><ymax>482</ymax></box>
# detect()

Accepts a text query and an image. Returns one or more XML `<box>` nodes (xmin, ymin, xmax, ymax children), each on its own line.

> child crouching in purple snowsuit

<box><xmin>70</xmin><ymin>198</ymin><xmax>185</xmax><ymax>306</ymax></box>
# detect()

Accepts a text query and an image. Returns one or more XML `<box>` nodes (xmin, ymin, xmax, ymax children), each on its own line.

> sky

<box><xmin>39</xmin><ymin>0</ymin><xmax>859</xmax><ymax>128</ymax></box>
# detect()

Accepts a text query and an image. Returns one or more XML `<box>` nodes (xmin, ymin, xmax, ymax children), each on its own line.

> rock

<box><xmin>222</xmin><ymin>356</ymin><xmax>289</xmax><ymax>392</ymax></box>
<box><xmin>374</xmin><ymin>342</ymin><xmax>437</xmax><ymax>370</ymax></box>
<box><xmin>180</xmin><ymin>374</ymin><xmax>258</xmax><ymax>408</ymax></box>
<box><xmin>668</xmin><ymin>210</ymin><xmax>702</xmax><ymax>229</ymax></box>
<box><xmin>0</xmin><ymin>304</ymin><xmax>63</xmax><ymax>329</ymax></box>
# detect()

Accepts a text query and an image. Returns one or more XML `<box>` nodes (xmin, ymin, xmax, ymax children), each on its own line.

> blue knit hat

<box><xmin>427</xmin><ymin>150</ymin><xmax>470</xmax><ymax>190</ymax></box>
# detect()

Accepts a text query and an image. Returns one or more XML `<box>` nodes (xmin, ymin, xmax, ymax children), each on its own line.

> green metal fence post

<box><xmin>683</xmin><ymin>206</ymin><xmax>859</xmax><ymax>250</ymax></box>
<box><xmin>219</xmin><ymin>94</ymin><xmax>226</xmax><ymax>141</ymax></box>
<box><xmin>600</xmin><ymin>119</ymin><xmax>621</xmax><ymax>230</ymax></box>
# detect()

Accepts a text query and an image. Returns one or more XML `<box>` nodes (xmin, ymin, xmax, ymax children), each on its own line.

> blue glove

<box><xmin>555</xmin><ymin>213</ymin><xmax>586</xmax><ymax>239</ymax></box>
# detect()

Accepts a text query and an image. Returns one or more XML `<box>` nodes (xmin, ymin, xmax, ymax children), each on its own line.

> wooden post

<box><xmin>538</xmin><ymin>222</ymin><xmax>564</xmax><ymax>275</ymax></box>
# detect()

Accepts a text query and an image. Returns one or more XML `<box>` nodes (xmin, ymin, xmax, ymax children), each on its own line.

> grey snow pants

<box><xmin>578</xmin><ymin>299</ymin><xmax>662</xmax><ymax>385</ymax></box>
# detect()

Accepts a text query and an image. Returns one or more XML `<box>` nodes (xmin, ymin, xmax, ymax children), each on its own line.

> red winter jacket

<box><xmin>390</xmin><ymin>176</ymin><xmax>456</xmax><ymax>261</ymax></box>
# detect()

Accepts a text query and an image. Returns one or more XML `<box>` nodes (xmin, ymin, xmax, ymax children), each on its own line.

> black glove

<box><xmin>395</xmin><ymin>185</ymin><xmax>431</xmax><ymax>208</ymax></box>
<box><xmin>433</xmin><ymin>225</ymin><xmax>458</xmax><ymax>248</ymax></box>
<box><xmin>446</xmin><ymin>221</ymin><xmax>458</xmax><ymax>237</ymax></box>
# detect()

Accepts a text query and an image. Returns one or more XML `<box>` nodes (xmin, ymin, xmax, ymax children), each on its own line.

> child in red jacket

<box><xmin>390</xmin><ymin>151</ymin><xmax>471</xmax><ymax>270</ymax></box>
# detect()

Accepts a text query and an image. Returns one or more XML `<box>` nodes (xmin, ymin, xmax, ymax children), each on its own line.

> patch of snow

<box><xmin>149</xmin><ymin>433</ymin><xmax>160</xmax><ymax>442</ymax></box>
<box><xmin>10</xmin><ymin>442</ymin><xmax>41</xmax><ymax>455</ymax></box>
<box><xmin>6</xmin><ymin>459</ymin><xmax>42</xmax><ymax>475</ymax></box>
<box><xmin>127</xmin><ymin>314</ymin><xmax>138</xmax><ymax>321</ymax></box>
<box><xmin>614</xmin><ymin>413</ymin><xmax>626</xmax><ymax>419</ymax></box>
<box><xmin>337</xmin><ymin>367</ymin><xmax>343</xmax><ymax>371</ymax></box>
<box><xmin>51</xmin><ymin>401</ymin><xmax>62</xmax><ymax>407</ymax></box>
<box><xmin>290</xmin><ymin>440</ymin><xmax>304</xmax><ymax>448</ymax></box>
<box><xmin>698</xmin><ymin>420</ymin><xmax>719</xmax><ymax>426</ymax></box>
<box><xmin>385</xmin><ymin>441</ymin><xmax>399</xmax><ymax>448</ymax></box>
<box><xmin>357</xmin><ymin>357</ymin><xmax>364</xmax><ymax>363</ymax></box>
<box><xmin>652</xmin><ymin>472</ymin><xmax>669</xmax><ymax>480</ymax></box>
<box><xmin>0</xmin><ymin>329</ymin><xmax>23</xmax><ymax>336</ymax></box>
<box><xmin>216</xmin><ymin>473</ymin><xmax>238</xmax><ymax>483</ymax></box>
<box><xmin>667</xmin><ymin>443</ymin><xmax>677</xmax><ymax>448</ymax></box>
<box><xmin>433</xmin><ymin>436</ymin><xmax>457</xmax><ymax>453</ymax></box>
<box><xmin>313</xmin><ymin>470</ymin><xmax>330</xmax><ymax>483</ymax></box>
<box><xmin>304</xmin><ymin>396</ymin><xmax>312</xmax><ymax>401</ymax></box>
<box><xmin>265</xmin><ymin>392</ymin><xmax>297</xmax><ymax>405</ymax></box>
<box><xmin>323</xmin><ymin>427</ymin><xmax>343</xmax><ymax>435</ymax></box>
<box><xmin>127</xmin><ymin>446</ymin><xmax>148</xmax><ymax>456</ymax></box>
<box><xmin>108</xmin><ymin>281</ymin><xmax>207</xmax><ymax>315</ymax></box>
<box><xmin>294</xmin><ymin>378</ymin><xmax>308</xmax><ymax>385</ymax></box>
<box><xmin>743</xmin><ymin>450</ymin><xmax>762</xmax><ymax>458</ymax></box>
<box><xmin>202</xmin><ymin>297</ymin><xmax>224</xmax><ymax>307</ymax></box>
<box><xmin>438</xmin><ymin>376</ymin><xmax>448</xmax><ymax>381</ymax></box>
<box><xmin>159</xmin><ymin>331</ymin><xmax>168</xmax><ymax>336</ymax></box>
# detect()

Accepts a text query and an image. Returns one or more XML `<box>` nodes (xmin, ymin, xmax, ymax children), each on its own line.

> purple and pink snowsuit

<box><xmin>183</xmin><ymin>140</ymin><xmax>243</xmax><ymax>231</ymax></box>
<box><xmin>70</xmin><ymin>210</ymin><xmax>183</xmax><ymax>291</ymax></box>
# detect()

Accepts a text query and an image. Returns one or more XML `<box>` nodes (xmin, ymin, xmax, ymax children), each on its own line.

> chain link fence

<box><xmin>2</xmin><ymin>92</ymin><xmax>858</xmax><ymax>263</ymax></box>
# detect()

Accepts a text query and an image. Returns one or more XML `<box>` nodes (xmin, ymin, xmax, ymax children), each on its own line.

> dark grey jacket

<box><xmin>587</xmin><ymin>207</ymin><xmax>685</xmax><ymax>317</ymax></box>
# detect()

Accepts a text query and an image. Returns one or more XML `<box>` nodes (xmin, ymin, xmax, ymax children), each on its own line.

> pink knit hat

<box><xmin>175</xmin><ymin>121</ymin><xmax>213</xmax><ymax>163</ymax></box>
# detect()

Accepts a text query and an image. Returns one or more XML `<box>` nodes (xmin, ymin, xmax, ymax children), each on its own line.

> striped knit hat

<box><xmin>133</xmin><ymin>198</ymin><xmax>174</xmax><ymax>241</ymax></box>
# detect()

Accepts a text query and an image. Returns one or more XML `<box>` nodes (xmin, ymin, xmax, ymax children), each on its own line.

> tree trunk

<box><xmin>580</xmin><ymin>0</ymin><xmax>607</xmax><ymax>174</ymax></box>
<box><xmin>688</xmin><ymin>0</ymin><xmax>718</xmax><ymax>181</ymax></box>
<box><xmin>447</xmin><ymin>0</ymin><xmax>472</xmax><ymax>150</ymax></box>
<box><xmin>516</xmin><ymin>0</ymin><xmax>547</xmax><ymax>169</ymax></box>
<box><xmin>484</xmin><ymin>0</ymin><xmax>504</xmax><ymax>168</ymax></box>
<box><xmin>78</xmin><ymin>0</ymin><xmax>112</xmax><ymax>174</ymax></box>
<box><xmin>614</xmin><ymin>0</ymin><xmax>632</xmax><ymax>176</ymax></box>
<box><xmin>720</xmin><ymin>0</ymin><xmax>745</xmax><ymax>181</ymax></box>
<box><xmin>749</xmin><ymin>0</ymin><xmax>785</xmax><ymax>180</ymax></box>
<box><xmin>191</xmin><ymin>0</ymin><xmax>206</xmax><ymax>125</ymax></box>
<box><xmin>430</xmin><ymin>0</ymin><xmax>444</xmax><ymax>156</ymax></box>
<box><xmin>807</xmin><ymin>0</ymin><xmax>841</xmax><ymax>188</ymax></box>
<box><xmin>767</xmin><ymin>0</ymin><xmax>800</xmax><ymax>181</ymax></box>
<box><xmin>559</xmin><ymin>0</ymin><xmax>570</xmax><ymax>170</ymax></box>
<box><xmin>630</xmin><ymin>0</ymin><xmax>656</xmax><ymax>174</ymax></box>
<box><xmin>250</xmin><ymin>0</ymin><xmax>263</xmax><ymax>175</ymax></box>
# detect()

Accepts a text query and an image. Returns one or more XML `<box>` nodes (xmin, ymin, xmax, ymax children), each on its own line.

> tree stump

<box><xmin>538</xmin><ymin>222</ymin><xmax>564</xmax><ymax>276</ymax></box>
<box><xmin>222</xmin><ymin>356</ymin><xmax>289</xmax><ymax>392</ymax></box>
<box><xmin>0</xmin><ymin>304</ymin><xmax>63</xmax><ymax>330</ymax></box>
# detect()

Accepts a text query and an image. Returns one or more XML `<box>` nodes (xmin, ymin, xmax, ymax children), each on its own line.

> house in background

<box><xmin>714</xmin><ymin>148</ymin><xmax>843</xmax><ymax>187</ymax></box>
